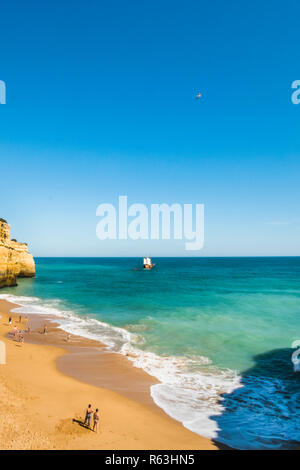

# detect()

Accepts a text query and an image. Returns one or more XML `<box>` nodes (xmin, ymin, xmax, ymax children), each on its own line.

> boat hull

<box><xmin>143</xmin><ymin>264</ymin><xmax>155</xmax><ymax>269</ymax></box>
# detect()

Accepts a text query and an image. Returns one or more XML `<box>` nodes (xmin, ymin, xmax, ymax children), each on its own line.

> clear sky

<box><xmin>0</xmin><ymin>0</ymin><xmax>299</xmax><ymax>256</ymax></box>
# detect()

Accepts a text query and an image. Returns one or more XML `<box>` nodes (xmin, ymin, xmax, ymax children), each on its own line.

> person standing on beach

<box><xmin>13</xmin><ymin>326</ymin><xmax>18</xmax><ymax>340</ymax></box>
<box><xmin>84</xmin><ymin>404</ymin><xmax>93</xmax><ymax>428</ymax></box>
<box><xmin>19</xmin><ymin>315</ymin><xmax>22</xmax><ymax>323</ymax></box>
<box><xmin>9</xmin><ymin>316</ymin><xmax>12</xmax><ymax>325</ymax></box>
<box><xmin>43</xmin><ymin>324</ymin><xmax>47</xmax><ymax>334</ymax></box>
<box><xmin>93</xmin><ymin>409</ymin><xmax>100</xmax><ymax>433</ymax></box>
<box><xmin>18</xmin><ymin>332</ymin><xmax>24</xmax><ymax>344</ymax></box>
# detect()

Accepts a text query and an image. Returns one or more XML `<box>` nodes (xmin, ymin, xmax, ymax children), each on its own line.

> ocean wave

<box><xmin>120</xmin><ymin>342</ymin><xmax>241</xmax><ymax>439</ymax></box>
<box><xmin>0</xmin><ymin>293</ymin><xmax>138</xmax><ymax>349</ymax></box>
<box><xmin>0</xmin><ymin>292</ymin><xmax>241</xmax><ymax>440</ymax></box>
<box><xmin>1</xmin><ymin>292</ymin><xmax>299</xmax><ymax>449</ymax></box>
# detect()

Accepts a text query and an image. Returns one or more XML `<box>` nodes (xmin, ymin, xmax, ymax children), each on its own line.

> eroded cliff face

<box><xmin>0</xmin><ymin>219</ymin><xmax>35</xmax><ymax>288</ymax></box>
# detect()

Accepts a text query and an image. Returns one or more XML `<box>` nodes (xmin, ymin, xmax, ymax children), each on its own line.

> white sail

<box><xmin>147</xmin><ymin>257</ymin><xmax>151</xmax><ymax>265</ymax></box>
<box><xmin>143</xmin><ymin>257</ymin><xmax>147</xmax><ymax>265</ymax></box>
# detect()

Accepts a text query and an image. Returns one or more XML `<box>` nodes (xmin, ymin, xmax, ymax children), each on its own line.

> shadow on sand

<box><xmin>211</xmin><ymin>348</ymin><xmax>300</xmax><ymax>450</ymax></box>
<box><xmin>72</xmin><ymin>418</ymin><xmax>94</xmax><ymax>431</ymax></box>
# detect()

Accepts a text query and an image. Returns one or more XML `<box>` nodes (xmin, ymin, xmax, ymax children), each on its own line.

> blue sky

<box><xmin>0</xmin><ymin>0</ymin><xmax>299</xmax><ymax>256</ymax></box>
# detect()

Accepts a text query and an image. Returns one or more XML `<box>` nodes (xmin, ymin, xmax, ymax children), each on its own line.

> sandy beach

<box><xmin>0</xmin><ymin>298</ymin><xmax>216</xmax><ymax>450</ymax></box>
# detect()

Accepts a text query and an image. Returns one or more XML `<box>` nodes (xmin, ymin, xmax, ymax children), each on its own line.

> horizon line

<box><xmin>33</xmin><ymin>255</ymin><xmax>300</xmax><ymax>258</ymax></box>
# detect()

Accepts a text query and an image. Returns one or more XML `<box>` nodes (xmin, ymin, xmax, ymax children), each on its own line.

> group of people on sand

<box><xmin>13</xmin><ymin>325</ymin><xmax>25</xmax><ymax>343</ymax></box>
<box><xmin>84</xmin><ymin>404</ymin><xmax>100</xmax><ymax>433</ymax></box>
<box><xmin>9</xmin><ymin>314</ymin><xmax>26</xmax><ymax>326</ymax></box>
<box><xmin>9</xmin><ymin>313</ymin><xmax>72</xmax><ymax>343</ymax></box>
<box><xmin>9</xmin><ymin>315</ymin><xmax>29</xmax><ymax>344</ymax></box>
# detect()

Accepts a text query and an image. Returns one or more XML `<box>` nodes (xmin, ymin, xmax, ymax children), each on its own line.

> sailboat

<box><xmin>143</xmin><ymin>257</ymin><xmax>155</xmax><ymax>270</ymax></box>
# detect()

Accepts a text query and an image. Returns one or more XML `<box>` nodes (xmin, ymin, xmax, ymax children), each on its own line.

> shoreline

<box><xmin>0</xmin><ymin>298</ymin><xmax>218</xmax><ymax>450</ymax></box>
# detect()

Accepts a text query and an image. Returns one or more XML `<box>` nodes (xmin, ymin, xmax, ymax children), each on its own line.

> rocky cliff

<box><xmin>0</xmin><ymin>219</ymin><xmax>35</xmax><ymax>288</ymax></box>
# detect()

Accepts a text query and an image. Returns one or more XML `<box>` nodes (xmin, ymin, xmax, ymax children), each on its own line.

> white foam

<box><xmin>0</xmin><ymin>293</ymin><xmax>241</xmax><ymax>438</ymax></box>
<box><xmin>0</xmin><ymin>293</ymin><xmax>138</xmax><ymax>349</ymax></box>
<box><xmin>4</xmin><ymin>293</ymin><xmax>298</xmax><ymax>449</ymax></box>
<box><xmin>120</xmin><ymin>342</ymin><xmax>241</xmax><ymax>438</ymax></box>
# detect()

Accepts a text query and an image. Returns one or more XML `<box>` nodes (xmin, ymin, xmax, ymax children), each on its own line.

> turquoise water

<box><xmin>1</xmin><ymin>257</ymin><xmax>300</xmax><ymax>449</ymax></box>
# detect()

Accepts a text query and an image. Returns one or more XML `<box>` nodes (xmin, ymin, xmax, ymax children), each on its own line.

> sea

<box><xmin>1</xmin><ymin>257</ymin><xmax>300</xmax><ymax>449</ymax></box>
